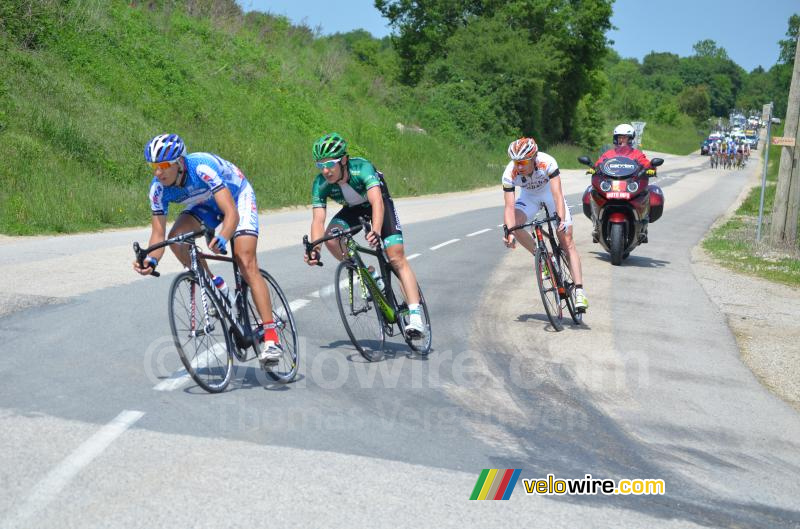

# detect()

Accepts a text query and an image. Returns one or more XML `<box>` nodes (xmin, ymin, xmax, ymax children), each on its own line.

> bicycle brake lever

<box><xmin>302</xmin><ymin>235</ymin><xmax>324</xmax><ymax>266</ymax></box>
<box><xmin>132</xmin><ymin>242</ymin><xmax>160</xmax><ymax>277</ymax></box>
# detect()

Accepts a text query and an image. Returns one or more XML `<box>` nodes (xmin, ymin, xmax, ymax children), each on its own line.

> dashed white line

<box><xmin>153</xmin><ymin>370</ymin><xmax>191</xmax><ymax>392</ymax></box>
<box><xmin>154</xmin><ymin>343</ymin><xmax>227</xmax><ymax>392</ymax></box>
<box><xmin>407</xmin><ymin>253</ymin><xmax>421</xmax><ymax>260</ymax></box>
<box><xmin>289</xmin><ymin>299</ymin><xmax>310</xmax><ymax>312</ymax></box>
<box><xmin>466</xmin><ymin>228</ymin><xmax>492</xmax><ymax>237</ymax></box>
<box><xmin>6</xmin><ymin>410</ymin><xmax>145</xmax><ymax>526</ymax></box>
<box><xmin>430</xmin><ymin>239</ymin><xmax>459</xmax><ymax>251</ymax></box>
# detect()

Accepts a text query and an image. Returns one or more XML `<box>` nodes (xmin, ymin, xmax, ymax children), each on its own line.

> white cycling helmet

<box><xmin>507</xmin><ymin>137</ymin><xmax>538</xmax><ymax>161</ymax></box>
<box><xmin>613</xmin><ymin>123</ymin><xmax>635</xmax><ymax>146</ymax></box>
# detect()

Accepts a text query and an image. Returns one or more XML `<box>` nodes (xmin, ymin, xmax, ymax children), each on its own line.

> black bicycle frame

<box><xmin>134</xmin><ymin>229</ymin><xmax>259</xmax><ymax>352</ymax></box>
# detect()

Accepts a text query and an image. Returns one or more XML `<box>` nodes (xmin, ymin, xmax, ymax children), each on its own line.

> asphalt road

<box><xmin>1</xmin><ymin>152</ymin><xmax>799</xmax><ymax>528</ymax></box>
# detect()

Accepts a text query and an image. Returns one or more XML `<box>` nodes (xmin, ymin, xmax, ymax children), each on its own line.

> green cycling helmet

<box><xmin>312</xmin><ymin>132</ymin><xmax>347</xmax><ymax>160</ymax></box>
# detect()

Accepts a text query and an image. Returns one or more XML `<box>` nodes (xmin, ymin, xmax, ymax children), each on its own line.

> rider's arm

<box><xmin>503</xmin><ymin>187</ymin><xmax>517</xmax><ymax>230</ymax></box>
<box><xmin>147</xmin><ymin>214</ymin><xmax>168</xmax><ymax>263</ymax></box>
<box><xmin>211</xmin><ymin>187</ymin><xmax>239</xmax><ymax>250</ymax></box>
<box><xmin>549</xmin><ymin>176</ymin><xmax>567</xmax><ymax>230</ymax></box>
<box><xmin>309</xmin><ymin>206</ymin><xmax>327</xmax><ymax>254</ymax></box>
<box><xmin>367</xmin><ymin>186</ymin><xmax>384</xmax><ymax>236</ymax></box>
<box><xmin>501</xmin><ymin>162</ymin><xmax>517</xmax><ymax>242</ymax></box>
<box><xmin>133</xmin><ymin>214</ymin><xmax>167</xmax><ymax>275</ymax></box>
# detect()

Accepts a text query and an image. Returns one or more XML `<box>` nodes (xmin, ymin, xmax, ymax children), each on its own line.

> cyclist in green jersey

<box><xmin>304</xmin><ymin>132</ymin><xmax>426</xmax><ymax>339</ymax></box>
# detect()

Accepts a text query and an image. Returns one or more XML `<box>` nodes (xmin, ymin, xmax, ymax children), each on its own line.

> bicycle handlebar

<box><xmin>133</xmin><ymin>227</ymin><xmax>211</xmax><ymax>278</ymax></box>
<box><xmin>503</xmin><ymin>214</ymin><xmax>561</xmax><ymax>238</ymax></box>
<box><xmin>303</xmin><ymin>216</ymin><xmax>377</xmax><ymax>267</ymax></box>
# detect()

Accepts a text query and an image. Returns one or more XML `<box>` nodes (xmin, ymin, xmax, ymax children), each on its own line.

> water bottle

<box><xmin>370</xmin><ymin>268</ymin><xmax>385</xmax><ymax>293</ymax></box>
<box><xmin>212</xmin><ymin>275</ymin><xmax>232</xmax><ymax>307</ymax></box>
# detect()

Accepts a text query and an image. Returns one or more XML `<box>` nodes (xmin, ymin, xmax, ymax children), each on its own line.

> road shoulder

<box><xmin>691</xmin><ymin>161</ymin><xmax>800</xmax><ymax>410</ymax></box>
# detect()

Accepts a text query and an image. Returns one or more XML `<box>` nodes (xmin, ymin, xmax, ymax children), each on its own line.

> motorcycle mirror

<box><xmin>577</xmin><ymin>156</ymin><xmax>593</xmax><ymax>166</ymax></box>
<box><xmin>650</xmin><ymin>158</ymin><xmax>664</xmax><ymax>167</ymax></box>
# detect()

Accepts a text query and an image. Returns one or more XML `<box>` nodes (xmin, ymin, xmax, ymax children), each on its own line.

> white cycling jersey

<box><xmin>501</xmin><ymin>151</ymin><xmax>572</xmax><ymax>226</ymax></box>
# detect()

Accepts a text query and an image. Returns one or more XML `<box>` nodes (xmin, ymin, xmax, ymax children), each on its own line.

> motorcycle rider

<box><xmin>591</xmin><ymin>124</ymin><xmax>654</xmax><ymax>243</ymax></box>
<box><xmin>595</xmin><ymin>123</ymin><xmax>651</xmax><ymax>169</ymax></box>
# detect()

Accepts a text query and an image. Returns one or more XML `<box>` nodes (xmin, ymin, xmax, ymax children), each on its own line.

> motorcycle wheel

<box><xmin>610</xmin><ymin>223</ymin><xmax>625</xmax><ymax>266</ymax></box>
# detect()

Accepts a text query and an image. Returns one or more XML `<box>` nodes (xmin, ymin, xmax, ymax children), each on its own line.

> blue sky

<box><xmin>238</xmin><ymin>1</ymin><xmax>797</xmax><ymax>72</ymax></box>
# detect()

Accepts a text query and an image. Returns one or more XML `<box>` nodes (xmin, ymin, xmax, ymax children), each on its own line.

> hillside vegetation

<box><xmin>1</xmin><ymin>0</ymin><xmax>504</xmax><ymax>234</ymax></box>
<box><xmin>0</xmin><ymin>1</ymin><xmax>795</xmax><ymax>234</ymax></box>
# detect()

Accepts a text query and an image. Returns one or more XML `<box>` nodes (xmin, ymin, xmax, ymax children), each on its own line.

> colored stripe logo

<box><xmin>470</xmin><ymin>469</ymin><xmax>521</xmax><ymax>500</ymax></box>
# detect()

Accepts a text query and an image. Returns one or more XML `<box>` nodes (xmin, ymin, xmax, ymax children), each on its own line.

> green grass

<box><xmin>703</xmin><ymin>124</ymin><xmax>800</xmax><ymax>287</ymax></box>
<box><xmin>544</xmin><ymin>143</ymin><xmax>590</xmax><ymax>170</ymax></box>
<box><xmin>0</xmin><ymin>1</ymin><xmax>502</xmax><ymax>235</ymax></box>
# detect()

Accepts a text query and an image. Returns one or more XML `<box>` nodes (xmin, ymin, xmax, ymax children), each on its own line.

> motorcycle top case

<box><xmin>648</xmin><ymin>185</ymin><xmax>664</xmax><ymax>222</ymax></box>
<box><xmin>582</xmin><ymin>185</ymin><xmax>593</xmax><ymax>219</ymax></box>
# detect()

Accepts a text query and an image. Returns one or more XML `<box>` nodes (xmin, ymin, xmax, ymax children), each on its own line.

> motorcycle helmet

<box><xmin>613</xmin><ymin>123</ymin><xmax>635</xmax><ymax>146</ymax></box>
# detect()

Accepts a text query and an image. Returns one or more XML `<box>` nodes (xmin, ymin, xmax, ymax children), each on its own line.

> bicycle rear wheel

<box><xmin>335</xmin><ymin>261</ymin><xmax>386</xmax><ymax>362</ymax></box>
<box><xmin>168</xmin><ymin>271</ymin><xmax>234</xmax><ymax>393</ymax></box>
<box><xmin>534</xmin><ymin>248</ymin><xmax>564</xmax><ymax>331</ymax></box>
<box><xmin>243</xmin><ymin>269</ymin><xmax>299</xmax><ymax>383</ymax></box>
<box><xmin>387</xmin><ymin>269</ymin><xmax>432</xmax><ymax>355</ymax></box>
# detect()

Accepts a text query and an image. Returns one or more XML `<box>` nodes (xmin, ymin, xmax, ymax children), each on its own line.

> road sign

<box><xmin>761</xmin><ymin>104</ymin><xmax>771</xmax><ymax>123</ymax></box>
<box><xmin>771</xmin><ymin>136</ymin><xmax>796</xmax><ymax>147</ymax></box>
<box><xmin>631</xmin><ymin>121</ymin><xmax>646</xmax><ymax>148</ymax></box>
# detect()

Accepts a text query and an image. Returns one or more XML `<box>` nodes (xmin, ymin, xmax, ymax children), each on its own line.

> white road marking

<box><xmin>154</xmin><ymin>343</ymin><xmax>227</xmax><ymax>392</ymax></box>
<box><xmin>7</xmin><ymin>410</ymin><xmax>145</xmax><ymax>526</ymax></box>
<box><xmin>407</xmin><ymin>253</ymin><xmax>421</xmax><ymax>260</ymax></box>
<box><xmin>430</xmin><ymin>239</ymin><xmax>459</xmax><ymax>251</ymax></box>
<box><xmin>315</xmin><ymin>278</ymin><xmax>349</xmax><ymax>299</ymax></box>
<box><xmin>466</xmin><ymin>228</ymin><xmax>492</xmax><ymax>237</ymax></box>
<box><xmin>289</xmin><ymin>299</ymin><xmax>310</xmax><ymax>312</ymax></box>
<box><xmin>153</xmin><ymin>370</ymin><xmax>191</xmax><ymax>392</ymax></box>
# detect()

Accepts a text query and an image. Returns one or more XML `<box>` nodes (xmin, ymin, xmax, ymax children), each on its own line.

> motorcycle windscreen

<box><xmin>600</xmin><ymin>156</ymin><xmax>640</xmax><ymax>178</ymax></box>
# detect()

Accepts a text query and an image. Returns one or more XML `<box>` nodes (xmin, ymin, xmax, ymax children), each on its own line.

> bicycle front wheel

<box><xmin>335</xmin><ymin>261</ymin><xmax>385</xmax><ymax>362</ymax></box>
<box><xmin>243</xmin><ymin>269</ymin><xmax>299</xmax><ymax>383</ymax></box>
<box><xmin>534</xmin><ymin>248</ymin><xmax>564</xmax><ymax>331</ymax></box>
<box><xmin>168</xmin><ymin>271</ymin><xmax>234</xmax><ymax>393</ymax></box>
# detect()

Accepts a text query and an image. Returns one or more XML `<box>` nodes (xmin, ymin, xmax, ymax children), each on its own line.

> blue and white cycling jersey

<box><xmin>149</xmin><ymin>152</ymin><xmax>247</xmax><ymax>216</ymax></box>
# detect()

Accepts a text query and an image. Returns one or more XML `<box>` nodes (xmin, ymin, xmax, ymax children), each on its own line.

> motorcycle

<box><xmin>578</xmin><ymin>155</ymin><xmax>665</xmax><ymax>265</ymax></box>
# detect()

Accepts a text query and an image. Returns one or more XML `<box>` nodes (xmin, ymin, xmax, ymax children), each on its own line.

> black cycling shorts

<box><xmin>329</xmin><ymin>196</ymin><xmax>404</xmax><ymax>248</ymax></box>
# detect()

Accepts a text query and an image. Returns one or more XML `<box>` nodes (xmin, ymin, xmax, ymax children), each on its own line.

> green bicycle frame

<box><xmin>344</xmin><ymin>237</ymin><xmax>397</xmax><ymax>324</ymax></box>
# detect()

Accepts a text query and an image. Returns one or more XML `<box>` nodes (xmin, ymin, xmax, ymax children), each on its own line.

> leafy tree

<box><xmin>778</xmin><ymin>14</ymin><xmax>799</xmax><ymax>64</ymax></box>
<box><xmin>678</xmin><ymin>85</ymin><xmax>711</xmax><ymax>123</ymax></box>
<box><xmin>375</xmin><ymin>0</ymin><xmax>613</xmax><ymax>143</ymax></box>
<box><xmin>692</xmin><ymin>39</ymin><xmax>729</xmax><ymax>60</ymax></box>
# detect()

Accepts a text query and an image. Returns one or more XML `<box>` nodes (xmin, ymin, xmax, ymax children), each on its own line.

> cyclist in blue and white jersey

<box><xmin>132</xmin><ymin>133</ymin><xmax>282</xmax><ymax>365</ymax></box>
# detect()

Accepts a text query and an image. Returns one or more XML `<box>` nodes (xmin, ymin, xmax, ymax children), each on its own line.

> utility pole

<box><xmin>757</xmin><ymin>102</ymin><xmax>773</xmax><ymax>241</ymax></box>
<box><xmin>770</xmin><ymin>34</ymin><xmax>800</xmax><ymax>245</ymax></box>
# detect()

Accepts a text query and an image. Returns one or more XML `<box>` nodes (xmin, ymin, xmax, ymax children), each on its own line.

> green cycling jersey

<box><xmin>311</xmin><ymin>157</ymin><xmax>383</xmax><ymax>208</ymax></box>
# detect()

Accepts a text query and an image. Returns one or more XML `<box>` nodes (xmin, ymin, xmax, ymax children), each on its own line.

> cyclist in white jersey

<box><xmin>132</xmin><ymin>133</ymin><xmax>283</xmax><ymax>365</ymax></box>
<box><xmin>502</xmin><ymin>137</ymin><xmax>588</xmax><ymax>311</ymax></box>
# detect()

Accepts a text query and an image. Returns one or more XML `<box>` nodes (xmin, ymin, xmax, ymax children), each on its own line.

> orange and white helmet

<box><xmin>507</xmin><ymin>137</ymin><xmax>538</xmax><ymax>161</ymax></box>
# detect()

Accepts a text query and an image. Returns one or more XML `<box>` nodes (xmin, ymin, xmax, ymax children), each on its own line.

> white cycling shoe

<box><xmin>259</xmin><ymin>341</ymin><xmax>282</xmax><ymax>365</ymax></box>
<box><xmin>405</xmin><ymin>312</ymin><xmax>426</xmax><ymax>340</ymax></box>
